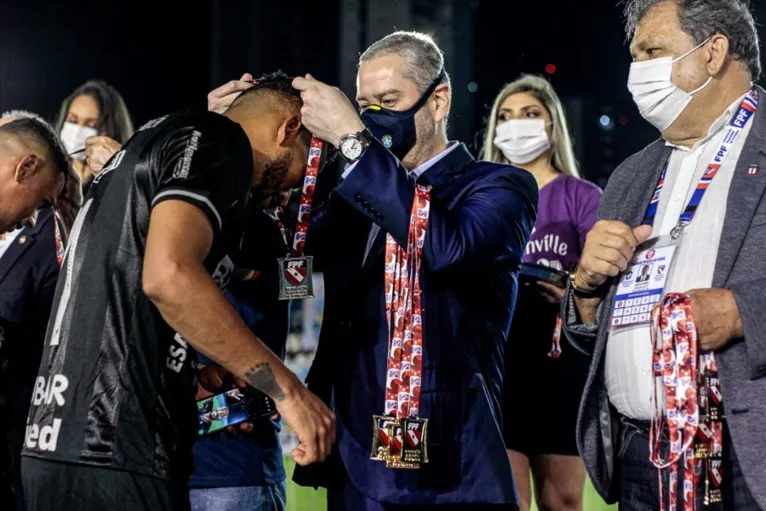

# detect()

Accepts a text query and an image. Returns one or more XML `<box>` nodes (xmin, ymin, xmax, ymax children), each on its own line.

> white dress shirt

<box><xmin>0</xmin><ymin>228</ymin><xmax>22</xmax><ymax>261</ymax></box>
<box><xmin>605</xmin><ymin>93</ymin><xmax>753</xmax><ymax>420</ymax></box>
<box><xmin>343</xmin><ymin>142</ymin><xmax>460</xmax><ymax>266</ymax></box>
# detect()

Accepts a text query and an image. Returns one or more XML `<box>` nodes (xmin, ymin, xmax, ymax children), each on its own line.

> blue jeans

<box><xmin>617</xmin><ymin>418</ymin><xmax>761</xmax><ymax>511</ymax></box>
<box><xmin>190</xmin><ymin>482</ymin><xmax>286</xmax><ymax>511</ymax></box>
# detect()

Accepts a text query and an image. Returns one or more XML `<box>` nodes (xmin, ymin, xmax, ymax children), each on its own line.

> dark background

<box><xmin>1</xmin><ymin>0</ymin><xmax>765</xmax><ymax>186</ymax></box>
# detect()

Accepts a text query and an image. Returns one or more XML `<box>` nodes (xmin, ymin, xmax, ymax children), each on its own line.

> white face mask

<box><xmin>627</xmin><ymin>38</ymin><xmax>713</xmax><ymax>132</ymax></box>
<box><xmin>60</xmin><ymin>121</ymin><xmax>98</xmax><ymax>161</ymax></box>
<box><xmin>493</xmin><ymin>119</ymin><xmax>551</xmax><ymax>165</ymax></box>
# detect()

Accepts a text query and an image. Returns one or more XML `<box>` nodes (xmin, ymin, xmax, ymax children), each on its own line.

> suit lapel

<box><xmin>362</xmin><ymin>143</ymin><xmax>474</xmax><ymax>267</ymax></box>
<box><xmin>0</xmin><ymin>232</ymin><xmax>36</xmax><ymax>284</ymax></box>
<box><xmin>713</xmin><ymin>89</ymin><xmax>766</xmax><ymax>287</ymax></box>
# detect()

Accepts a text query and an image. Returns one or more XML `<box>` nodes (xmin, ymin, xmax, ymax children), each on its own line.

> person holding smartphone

<box><xmin>480</xmin><ymin>74</ymin><xmax>601</xmax><ymax>511</ymax></box>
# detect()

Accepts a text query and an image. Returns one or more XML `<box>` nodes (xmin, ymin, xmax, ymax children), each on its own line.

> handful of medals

<box><xmin>650</xmin><ymin>293</ymin><xmax>724</xmax><ymax>511</ymax></box>
<box><xmin>370</xmin><ymin>415</ymin><xmax>429</xmax><ymax>468</ymax></box>
<box><xmin>369</xmin><ymin>184</ymin><xmax>433</xmax><ymax>469</ymax></box>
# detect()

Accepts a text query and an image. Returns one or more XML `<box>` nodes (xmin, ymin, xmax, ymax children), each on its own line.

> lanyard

<box><xmin>383</xmin><ymin>183</ymin><xmax>430</xmax><ymax>421</ymax></box>
<box><xmin>650</xmin><ymin>293</ymin><xmax>724</xmax><ymax>511</ymax></box>
<box><xmin>368</xmin><ymin>183</ymin><xmax>431</xmax><ymax>469</ymax></box>
<box><xmin>643</xmin><ymin>89</ymin><xmax>758</xmax><ymax>237</ymax></box>
<box><xmin>269</xmin><ymin>137</ymin><xmax>323</xmax><ymax>255</ymax></box>
<box><xmin>53</xmin><ymin>210</ymin><xmax>65</xmax><ymax>269</ymax></box>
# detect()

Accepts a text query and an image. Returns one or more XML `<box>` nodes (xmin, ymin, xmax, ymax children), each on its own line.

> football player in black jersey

<box><xmin>21</xmin><ymin>72</ymin><xmax>335</xmax><ymax>511</ymax></box>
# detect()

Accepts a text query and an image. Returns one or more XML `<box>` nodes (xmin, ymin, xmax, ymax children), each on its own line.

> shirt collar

<box><xmin>665</xmin><ymin>92</ymin><xmax>748</xmax><ymax>152</ymax></box>
<box><xmin>410</xmin><ymin>142</ymin><xmax>460</xmax><ymax>178</ymax></box>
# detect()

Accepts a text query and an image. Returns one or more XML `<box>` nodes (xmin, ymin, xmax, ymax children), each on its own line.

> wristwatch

<box><xmin>338</xmin><ymin>129</ymin><xmax>373</xmax><ymax>163</ymax></box>
<box><xmin>569</xmin><ymin>264</ymin><xmax>608</xmax><ymax>298</ymax></box>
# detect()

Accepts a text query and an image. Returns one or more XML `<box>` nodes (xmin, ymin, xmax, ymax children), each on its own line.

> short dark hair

<box><xmin>0</xmin><ymin>117</ymin><xmax>71</xmax><ymax>177</ymax></box>
<box><xmin>228</xmin><ymin>70</ymin><xmax>303</xmax><ymax>112</ymax></box>
<box><xmin>55</xmin><ymin>79</ymin><xmax>135</xmax><ymax>144</ymax></box>
<box><xmin>623</xmin><ymin>0</ymin><xmax>761</xmax><ymax>79</ymax></box>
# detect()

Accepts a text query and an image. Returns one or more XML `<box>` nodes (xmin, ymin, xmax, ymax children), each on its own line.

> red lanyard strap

<box><xmin>383</xmin><ymin>184</ymin><xmax>430</xmax><ymax>420</ymax></box>
<box><xmin>271</xmin><ymin>137</ymin><xmax>323</xmax><ymax>255</ymax></box>
<box><xmin>53</xmin><ymin>210</ymin><xmax>65</xmax><ymax>269</ymax></box>
<box><xmin>650</xmin><ymin>293</ymin><xmax>724</xmax><ymax>510</ymax></box>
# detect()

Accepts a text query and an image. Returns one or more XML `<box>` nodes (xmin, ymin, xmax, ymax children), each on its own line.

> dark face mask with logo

<box><xmin>360</xmin><ymin>69</ymin><xmax>446</xmax><ymax>161</ymax></box>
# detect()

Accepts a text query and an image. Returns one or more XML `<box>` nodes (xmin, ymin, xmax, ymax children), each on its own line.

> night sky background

<box><xmin>1</xmin><ymin>0</ymin><xmax>765</xmax><ymax>187</ymax></box>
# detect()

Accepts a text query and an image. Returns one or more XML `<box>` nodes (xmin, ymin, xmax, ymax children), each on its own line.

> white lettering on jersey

<box><xmin>49</xmin><ymin>198</ymin><xmax>93</xmax><ymax>347</ymax></box>
<box><xmin>173</xmin><ymin>130</ymin><xmax>201</xmax><ymax>179</ymax></box>
<box><xmin>137</xmin><ymin>115</ymin><xmax>169</xmax><ymax>132</ymax></box>
<box><xmin>166</xmin><ymin>256</ymin><xmax>234</xmax><ymax>373</ymax></box>
<box><xmin>211</xmin><ymin>256</ymin><xmax>234</xmax><ymax>289</ymax></box>
<box><xmin>32</xmin><ymin>375</ymin><xmax>69</xmax><ymax>406</ymax></box>
<box><xmin>165</xmin><ymin>333</ymin><xmax>188</xmax><ymax>373</ymax></box>
<box><xmin>25</xmin><ymin>418</ymin><xmax>62</xmax><ymax>452</ymax></box>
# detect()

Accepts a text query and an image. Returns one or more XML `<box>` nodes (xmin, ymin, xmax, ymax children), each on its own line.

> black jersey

<box><xmin>21</xmin><ymin>111</ymin><xmax>253</xmax><ymax>481</ymax></box>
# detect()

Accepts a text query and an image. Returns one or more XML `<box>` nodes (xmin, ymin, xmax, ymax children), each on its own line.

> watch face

<box><xmin>341</xmin><ymin>137</ymin><xmax>363</xmax><ymax>161</ymax></box>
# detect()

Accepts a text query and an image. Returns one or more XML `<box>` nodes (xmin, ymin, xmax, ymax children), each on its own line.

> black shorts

<box><xmin>502</xmin><ymin>292</ymin><xmax>590</xmax><ymax>457</ymax></box>
<box><xmin>21</xmin><ymin>457</ymin><xmax>191</xmax><ymax>511</ymax></box>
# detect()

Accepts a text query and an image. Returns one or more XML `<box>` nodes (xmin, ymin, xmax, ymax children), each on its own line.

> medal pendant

<box><xmin>385</xmin><ymin>420</ymin><xmax>418</xmax><ymax>469</ymax></box>
<box><xmin>392</xmin><ymin>417</ymin><xmax>429</xmax><ymax>468</ymax></box>
<box><xmin>705</xmin><ymin>457</ymin><xmax>723</xmax><ymax>505</ymax></box>
<box><xmin>370</xmin><ymin>415</ymin><xmax>396</xmax><ymax>462</ymax></box>
<box><xmin>277</xmin><ymin>256</ymin><xmax>314</xmax><ymax>300</ymax></box>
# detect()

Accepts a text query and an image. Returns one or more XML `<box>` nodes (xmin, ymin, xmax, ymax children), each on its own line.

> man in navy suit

<box><xmin>0</xmin><ymin>207</ymin><xmax>58</xmax><ymax>510</ymax></box>
<box><xmin>292</xmin><ymin>31</ymin><xmax>538</xmax><ymax>509</ymax></box>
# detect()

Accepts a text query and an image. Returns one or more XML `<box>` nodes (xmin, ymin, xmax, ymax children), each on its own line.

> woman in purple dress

<box><xmin>481</xmin><ymin>74</ymin><xmax>602</xmax><ymax>511</ymax></box>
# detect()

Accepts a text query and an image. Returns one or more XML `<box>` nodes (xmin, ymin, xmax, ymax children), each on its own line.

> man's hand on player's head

<box><xmin>292</xmin><ymin>74</ymin><xmax>364</xmax><ymax>147</ymax></box>
<box><xmin>208</xmin><ymin>73</ymin><xmax>255</xmax><ymax>114</ymax></box>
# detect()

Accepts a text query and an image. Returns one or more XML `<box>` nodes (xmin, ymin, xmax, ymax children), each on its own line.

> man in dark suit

<box><xmin>0</xmin><ymin>207</ymin><xmax>58</xmax><ymax>510</ymax></box>
<box><xmin>564</xmin><ymin>1</ymin><xmax>765</xmax><ymax>510</ymax></box>
<box><xmin>292</xmin><ymin>31</ymin><xmax>537</xmax><ymax>509</ymax></box>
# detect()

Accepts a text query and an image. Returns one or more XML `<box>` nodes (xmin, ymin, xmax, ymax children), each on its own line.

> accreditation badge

<box><xmin>277</xmin><ymin>256</ymin><xmax>314</xmax><ymax>300</ymax></box>
<box><xmin>610</xmin><ymin>235</ymin><xmax>679</xmax><ymax>331</ymax></box>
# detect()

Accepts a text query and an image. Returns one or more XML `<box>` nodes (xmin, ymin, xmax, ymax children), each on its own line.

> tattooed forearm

<box><xmin>244</xmin><ymin>362</ymin><xmax>285</xmax><ymax>401</ymax></box>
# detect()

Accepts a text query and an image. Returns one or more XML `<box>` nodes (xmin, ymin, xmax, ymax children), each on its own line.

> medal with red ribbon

<box><xmin>273</xmin><ymin>137</ymin><xmax>322</xmax><ymax>300</ymax></box>
<box><xmin>650</xmin><ymin>293</ymin><xmax>724</xmax><ymax>511</ymax></box>
<box><xmin>369</xmin><ymin>184</ymin><xmax>430</xmax><ymax>469</ymax></box>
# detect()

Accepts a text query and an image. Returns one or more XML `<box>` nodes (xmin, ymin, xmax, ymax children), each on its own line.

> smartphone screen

<box><xmin>519</xmin><ymin>263</ymin><xmax>568</xmax><ymax>288</ymax></box>
<box><xmin>197</xmin><ymin>388</ymin><xmax>252</xmax><ymax>436</ymax></box>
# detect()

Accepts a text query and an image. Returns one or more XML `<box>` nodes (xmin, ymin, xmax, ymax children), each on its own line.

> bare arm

<box><xmin>143</xmin><ymin>200</ymin><xmax>298</xmax><ymax>400</ymax></box>
<box><xmin>143</xmin><ymin>200</ymin><xmax>335</xmax><ymax>464</ymax></box>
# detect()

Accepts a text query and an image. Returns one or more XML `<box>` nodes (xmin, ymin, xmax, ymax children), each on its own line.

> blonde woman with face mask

<box><xmin>481</xmin><ymin>75</ymin><xmax>601</xmax><ymax>511</ymax></box>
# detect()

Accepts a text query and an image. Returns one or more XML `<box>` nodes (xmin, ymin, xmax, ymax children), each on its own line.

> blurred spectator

<box><xmin>0</xmin><ymin>117</ymin><xmax>74</xmax><ymax>239</ymax></box>
<box><xmin>481</xmin><ymin>75</ymin><xmax>600</xmax><ymax>511</ymax></box>
<box><xmin>55</xmin><ymin>80</ymin><xmax>134</xmax><ymax>194</ymax></box>
<box><xmin>0</xmin><ymin>111</ymin><xmax>62</xmax><ymax>511</ymax></box>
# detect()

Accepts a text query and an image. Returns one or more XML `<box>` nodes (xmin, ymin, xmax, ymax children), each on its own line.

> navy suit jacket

<box><xmin>294</xmin><ymin>140</ymin><xmax>537</xmax><ymax>505</ymax></box>
<box><xmin>0</xmin><ymin>208</ymin><xmax>58</xmax><ymax>508</ymax></box>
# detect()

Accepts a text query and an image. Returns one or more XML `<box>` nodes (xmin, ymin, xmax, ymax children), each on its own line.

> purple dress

<box><xmin>503</xmin><ymin>174</ymin><xmax>601</xmax><ymax>456</ymax></box>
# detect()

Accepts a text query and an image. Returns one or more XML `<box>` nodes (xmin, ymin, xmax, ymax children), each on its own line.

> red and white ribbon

<box><xmin>383</xmin><ymin>184</ymin><xmax>430</xmax><ymax>419</ymax></box>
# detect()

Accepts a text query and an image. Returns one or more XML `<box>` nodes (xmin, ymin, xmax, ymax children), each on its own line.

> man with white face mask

<box><xmin>563</xmin><ymin>1</ymin><xmax>765</xmax><ymax>510</ymax></box>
